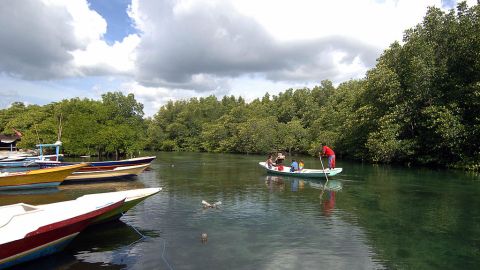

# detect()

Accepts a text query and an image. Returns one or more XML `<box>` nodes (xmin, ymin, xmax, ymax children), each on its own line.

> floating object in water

<box><xmin>201</xmin><ymin>200</ymin><xmax>221</xmax><ymax>209</ymax></box>
<box><xmin>201</xmin><ymin>233</ymin><xmax>208</xmax><ymax>243</ymax></box>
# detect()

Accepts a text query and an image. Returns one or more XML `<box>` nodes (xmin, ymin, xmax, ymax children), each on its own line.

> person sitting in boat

<box><xmin>275</xmin><ymin>152</ymin><xmax>285</xmax><ymax>171</ymax></box>
<box><xmin>266</xmin><ymin>155</ymin><xmax>274</xmax><ymax>169</ymax></box>
<box><xmin>290</xmin><ymin>159</ymin><xmax>299</xmax><ymax>172</ymax></box>
<box><xmin>299</xmin><ymin>160</ymin><xmax>304</xmax><ymax>171</ymax></box>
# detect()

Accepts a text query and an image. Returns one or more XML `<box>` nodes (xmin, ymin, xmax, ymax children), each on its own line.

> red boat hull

<box><xmin>0</xmin><ymin>200</ymin><xmax>124</xmax><ymax>269</ymax></box>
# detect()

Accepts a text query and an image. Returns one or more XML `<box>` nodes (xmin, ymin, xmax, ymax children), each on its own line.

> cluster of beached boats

<box><xmin>0</xmin><ymin>156</ymin><xmax>155</xmax><ymax>190</ymax></box>
<box><xmin>0</xmin><ymin>142</ymin><xmax>161</xmax><ymax>269</ymax></box>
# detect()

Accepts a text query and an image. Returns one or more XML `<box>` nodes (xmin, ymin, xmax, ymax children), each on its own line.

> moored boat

<box><xmin>75</xmin><ymin>188</ymin><xmax>162</xmax><ymax>224</ymax></box>
<box><xmin>63</xmin><ymin>163</ymin><xmax>150</xmax><ymax>182</ymax></box>
<box><xmin>258</xmin><ymin>162</ymin><xmax>342</xmax><ymax>178</ymax></box>
<box><xmin>0</xmin><ymin>158</ymin><xmax>37</xmax><ymax>168</ymax></box>
<box><xmin>0</xmin><ymin>164</ymin><xmax>87</xmax><ymax>191</ymax></box>
<box><xmin>36</xmin><ymin>156</ymin><xmax>156</xmax><ymax>169</ymax></box>
<box><xmin>0</xmin><ymin>194</ymin><xmax>125</xmax><ymax>269</ymax></box>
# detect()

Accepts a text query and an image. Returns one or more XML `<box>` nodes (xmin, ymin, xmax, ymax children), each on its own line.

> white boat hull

<box><xmin>259</xmin><ymin>162</ymin><xmax>342</xmax><ymax>178</ymax></box>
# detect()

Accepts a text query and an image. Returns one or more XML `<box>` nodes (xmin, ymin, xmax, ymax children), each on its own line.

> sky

<box><xmin>0</xmin><ymin>0</ymin><xmax>476</xmax><ymax>116</ymax></box>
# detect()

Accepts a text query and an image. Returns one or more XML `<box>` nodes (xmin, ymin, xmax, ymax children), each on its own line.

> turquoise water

<box><xmin>2</xmin><ymin>152</ymin><xmax>479</xmax><ymax>269</ymax></box>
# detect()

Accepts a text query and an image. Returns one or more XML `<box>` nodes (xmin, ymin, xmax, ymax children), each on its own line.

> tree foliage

<box><xmin>0</xmin><ymin>92</ymin><xmax>145</xmax><ymax>157</ymax></box>
<box><xmin>144</xmin><ymin>2</ymin><xmax>480</xmax><ymax>169</ymax></box>
<box><xmin>1</xmin><ymin>2</ymin><xmax>479</xmax><ymax>169</ymax></box>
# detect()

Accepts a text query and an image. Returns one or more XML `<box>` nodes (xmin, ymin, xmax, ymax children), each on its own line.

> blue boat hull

<box><xmin>0</xmin><ymin>234</ymin><xmax>77</xmax><ymax>269</ymax></box>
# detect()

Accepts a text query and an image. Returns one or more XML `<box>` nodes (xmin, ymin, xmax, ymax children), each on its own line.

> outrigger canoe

<box><xmin>258</xmin><ymin>162</ymin><xmax>342</xmax><ymax>178</ymax></box>
<box><xmin>0</xmin><ymin>164</ymin><xmax>87</xmax><ymax>190</ymax></box>
<box><xmin>0</xmin><ymin>194</ymin><xmax>125</xmax><ymax>269</ymax></box>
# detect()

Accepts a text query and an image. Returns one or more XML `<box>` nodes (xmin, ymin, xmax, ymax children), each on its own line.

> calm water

<box><xmin>2</xmin><ymin>152</ymin><xmax>480</xmax><ymax>270</ymax></box>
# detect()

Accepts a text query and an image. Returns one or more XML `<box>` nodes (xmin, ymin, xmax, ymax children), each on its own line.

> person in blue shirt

<box><xmin>290</xmin><ymin>159</ymin><xmax>299</xmax><ymax>172</ymax></box>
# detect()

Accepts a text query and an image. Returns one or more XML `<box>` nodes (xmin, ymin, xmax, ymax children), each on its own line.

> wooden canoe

<box><xmin>0</xmin><ymin>164</ymin><xmax>87</xmax><ymax>190</ymax></box>
<box><xmin>0</xmin><ymin>194</ymin><xmax>125</xmax><ymax>269</ymax></box>
<box><xmin>75</xmin><ymin>188</ymin><xmax>162</xmax><ymax>224</ymax></box>
<box><xmin>63</xmin><ymin>164</ymin><xmax>150</xmax><ymax>182</ymax></box>
<box><xmin>36</xmin><ymin>156</ymin><xmax>156</xmax><ymax>169</ymax></box>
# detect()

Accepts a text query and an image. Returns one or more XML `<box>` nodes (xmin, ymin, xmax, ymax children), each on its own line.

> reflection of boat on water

<box><xmin>0</xmin><ymin>187</ymin><xmax>60</xmax><ymax>196</ymax></box>
<box><xmin>72</xmin><ymin>220</ymin><xmax>159</xmax><ymax>252</ymax></box>
<box><xmin>259</xmin><ymin>162</ymin><xmax>342</xmax><ymax>178</ymax></box>
<box><xmin>10</xmin><ymin>221</ymin><xmax>140</xmax><ymax>270</ymax></box>
<box><xmin>266</xmin><ymin>175</ymin><xmax>343</xmax><ymax>192</ymax></box>
<box><xmin>67</xmin><ymin>220</ymin><xmax>159</xmax><ymax>269</ymax></box>
<box><xmin>265</xmin><ymin>175</ymin><xmax>286</xmax><ymax>191</ymax></box>
<box><xmin>307</xmin><ymin>179</ymin><xmax>343</xmax><ymax>192</ymax></box>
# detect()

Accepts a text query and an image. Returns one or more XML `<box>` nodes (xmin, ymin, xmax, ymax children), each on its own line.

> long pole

<box><xmin>319</xmin><ymin>154</ymin><xmax>330</xmax><ymax>197</ymax></box>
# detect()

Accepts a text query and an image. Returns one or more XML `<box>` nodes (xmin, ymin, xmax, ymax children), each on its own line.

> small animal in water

<box><xmin>202</xmin><ymin>200</ymin><xmax>222</xmax><ymax>209</ymax></box>
<box><xmin>201</xmin><ymin>233</ymin><xmax>208</xmax><ymax>243</ymax></box>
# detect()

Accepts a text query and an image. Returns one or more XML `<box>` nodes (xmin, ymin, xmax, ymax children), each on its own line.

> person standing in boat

<box><xmin>275</xmin><ymin>152</ymin><xmax>285</xmax><ymax>171</ymax></box>
<box><xmin>266</xmin><ymin>155</ymin><xmax>274</xmax><ymax>169</ymax></box>
<box><xmin>320</xmin><ymin>143</ymin><xmax>336</xmax><ymax>169</ymax></box>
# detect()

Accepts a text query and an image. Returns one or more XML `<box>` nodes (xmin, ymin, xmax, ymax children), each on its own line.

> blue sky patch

<box><xmin>87</xmin><ymin>0</ymin><xmax>137</xmax><ymax>44</ymax></box>
<box><xmin>441</xmin><ymin>0</ymin><xmax>457</xmax><ymax>8</ymax></box>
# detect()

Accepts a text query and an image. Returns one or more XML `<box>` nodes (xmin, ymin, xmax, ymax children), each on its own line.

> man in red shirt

<box><xmin>321</xmin><ymin>143</ymin><xmax>335</xmax><ymax>169</ymax></box>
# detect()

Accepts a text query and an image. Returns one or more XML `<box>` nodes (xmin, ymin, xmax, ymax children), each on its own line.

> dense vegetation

<box><xmin>146</xmin><ymin>2</ymin><xmax>480</xmax><ymax>169</ymax></box>
<box><xmin>1</xmin><ymin>3</ymin><xmax>479</xmax><ymax>169</ymax></box>
<box><xmin>0</xmin><ymin>92</ymin><xmax>145</xmax><ymax>158</ymax></box>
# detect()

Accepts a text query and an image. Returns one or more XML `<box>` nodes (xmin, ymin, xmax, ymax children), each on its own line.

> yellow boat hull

<box><xmin>0</xmin><ymin>164</ymin><xmax>87</xmax><ymax>190</ymax></box>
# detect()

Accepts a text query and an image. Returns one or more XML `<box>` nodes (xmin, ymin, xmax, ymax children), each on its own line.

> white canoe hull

<box><xmin>259</xmin><ymin>162</ymin><xmax>342</xmax><ymax>178</ymax></box>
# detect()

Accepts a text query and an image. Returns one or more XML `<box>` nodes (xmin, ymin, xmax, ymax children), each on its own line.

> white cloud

<box><xmin>0</xmin><ymin>0</ymin><xmax>138</xmax><ymax>80</ymax></box>
<box><xmin>72</xmin><ymin>34</ymin><xmax>140</xmax><ymax>76</ymax></box>
<box><xmin>121</xmin><ymin>80</ymin><xmax>228</xmax><ymax>116</ymax></box>
<box><xmin>2</xmin><ymin>0</ymin><xmax>478</xmax><ymax>115</ymax></box>
<box><xmin>130</xmin><ymin>0</ymin><xmax>380</xmax><ymax>92</ymax></box>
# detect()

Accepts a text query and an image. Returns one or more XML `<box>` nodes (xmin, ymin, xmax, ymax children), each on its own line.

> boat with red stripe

<box><xmin>0</xmin><ymin>194</ymin><xmax>125</xmax><ymax>269</ymax></box>
<box><xmin>35</xmin><ymin>156</ymin><xmax>156</xmax><ymax>169</ymax></box>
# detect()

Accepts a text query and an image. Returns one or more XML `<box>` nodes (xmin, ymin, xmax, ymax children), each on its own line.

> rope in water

<box><xmin>122</xmin><ymin>212</ymin><xmax>174</xmax><ymax>270</ymax></box>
